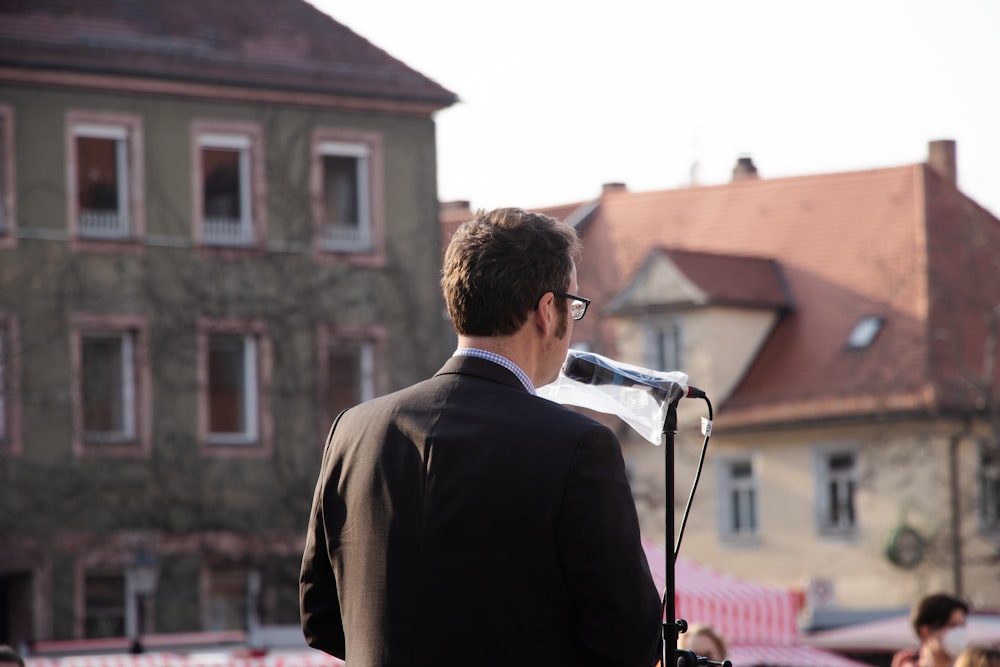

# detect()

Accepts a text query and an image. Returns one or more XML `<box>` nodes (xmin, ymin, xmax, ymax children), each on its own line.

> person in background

<box><xmin>892</xmin><ymin>593</ymin><xmax>970</xmax><ymax>667</ymax></box>
<box><xmin>679</xmin><ymin>624</ymin><xmax>728</xmax><ymax>663</ymax></box>
<box><xmin>954</xmin><ymin>647</ymin><xmax>1000</xmax><ymax>667</ymax></box>
<box><xmin>299</xmin><ymin>207</ymin><xmax>661</xmax><ymax>666</ymax></box>
<box><xmin>0</xmin><ymin>645</ymin><xmax>24</xmax><ymax>667</ymax></box>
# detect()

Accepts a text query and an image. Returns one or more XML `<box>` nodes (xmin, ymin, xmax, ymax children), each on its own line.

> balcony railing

<box><xmin>204</xmin><ymin>217</ymin><xmax>255</xmax><ymax>246</ymax></box>
<box><xmin>322</xmin><ymin>222</ymin><xmax>371</xmax><ymax>252</ymax></box>
<box><xmin>80</xmin><ymin>210</ymin><xmax>130</xmax><ymax>239</ymax></box>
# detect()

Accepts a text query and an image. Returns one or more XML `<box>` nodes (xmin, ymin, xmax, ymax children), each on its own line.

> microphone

<box><xmin>562</xmin><ymin>350</ymin><xmax>706</xmax><ymax>399</ymax></box>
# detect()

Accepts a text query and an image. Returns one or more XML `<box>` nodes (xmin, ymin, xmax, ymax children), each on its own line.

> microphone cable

<box><xmin>674</xmin><ymin>394</ymin><xmax>713</xmax><ymax>563</ymax></box>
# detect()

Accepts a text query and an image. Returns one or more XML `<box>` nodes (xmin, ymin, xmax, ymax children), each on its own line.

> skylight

<box><xmin>847</xmin><ymin>315</ymin><xmax>883</xmax><ymax>350</ymax></box>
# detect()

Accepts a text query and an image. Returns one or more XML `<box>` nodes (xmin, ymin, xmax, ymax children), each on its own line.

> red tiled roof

<box><xmin>0</xmin><ymin>0</ymin><xmax>457</xmax><ymax>108</ymax></box>
<box><xmin>435</xmin><ymin>163</ymin><xmax>1000</xmax><ymax>426</ymax></box>
<box><xmin>922</xmin><ymin>167</ymin><xmax>1000</xmax><ymax>412</ymax></box>
<box><xmin>567</xmin><ymin>163</ymin><xmax>1000</xmax><ymax>427</ymax></box>
<box><xmin>653</xmin><ymin>247</ymin><xmax>792</xmax><ymax>309</ymax></box>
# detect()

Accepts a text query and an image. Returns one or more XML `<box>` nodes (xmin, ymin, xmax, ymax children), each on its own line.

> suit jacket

<box><xmin>300</xmin><ymin>355</ymin><xmax>661</xmax><ymax>667</ymax></box>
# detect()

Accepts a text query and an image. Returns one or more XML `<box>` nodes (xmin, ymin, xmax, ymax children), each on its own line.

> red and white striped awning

<box><xmin>728</xmin><ymin>642</ymin><xmax>872</xmax><ymax>667</ymax></box>
<box><xmin>644</xmin><ymin>540</ymin><xmax>800</xmax><ymax>642</ymax></box>
<box><xmin>643</xmin><ymin>541</ymin><xmax>875</xmax><ymax>667</ymax></box>
<box><xmin>183</xmin><ymin>651</ymin><xmax>342</xmax><ymax>667</ymax></box>
<box><xmin>26</xmin><ymin>651</ymin><xmax>343</xmax><ymax>667</ymax></box>
<box><xmin>26</xmin><ymin>654</ymin><xmax>183</xmax><ymax>667</ymax></box>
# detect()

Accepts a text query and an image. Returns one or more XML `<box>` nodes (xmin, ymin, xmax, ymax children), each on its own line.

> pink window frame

<box><xmin>311</xmin><ymin>128</ymin><xmax>385</xmax><ymax>267</ymax></box>
<box><xmin>191</xmin><ymin>121</ymin><xmax>267</xmax><ymax>254</ymax></box>
<box><xmin>69</xmin><ymin>314</ymin><xmax>151</xmax><ymax>458</ymax></box>
<box><xmin>197</xmin><ymin>318</ymin><xmax>273</xmax><ymax>458</ymax></box>
<box><xmin>65</xmin><ymin>111</ymin><xmax>145</xmax><ymax>253</ymax></box>
<box><xmin>316</xmin><ymin>324</ymin><xmax>387</xmax><ymax>438</ymax></box>
<box><xmin>0</xmin><ymin>104</ymin><xmax>16</xmax><ymax>249</ymax></box>
<box><xmin>0</xmin><ymin>312</ymin><xmax>22</xmax><ymax>455</ymax></box>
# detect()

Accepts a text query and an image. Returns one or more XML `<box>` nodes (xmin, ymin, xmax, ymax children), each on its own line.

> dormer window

<box><xmin>644</xmin><ymin>318</ymin><xmax>683</xmax><ymax>371</ymax></box>
<box><xmin>847</xmin><ymin>315</ymin><xmax>883</xmax><ymax>350</ymax></box>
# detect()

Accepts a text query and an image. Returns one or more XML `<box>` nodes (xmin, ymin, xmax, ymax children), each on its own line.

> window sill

<box><xmin>719</xmin><ymin>533</ymin><xmax>761</xmax><ymax>548</ymax></box>
<box><xmin>816</xmin><ymin>528</ymin><xmax>860</xmax><ymax>542</ymax></box>
<box><xmin>206</xmin><ymin>435</ymin><xmax>259</xmax><ymax>447</ymax></box>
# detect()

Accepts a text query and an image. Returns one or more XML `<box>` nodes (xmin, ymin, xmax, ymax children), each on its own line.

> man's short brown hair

<box><xmin>442</xmin><ymin>207</ymin><xmax>580</xmax><ymax>337</ymax></box>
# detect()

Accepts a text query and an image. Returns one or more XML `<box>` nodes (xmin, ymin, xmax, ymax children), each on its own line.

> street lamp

<box><xmin>125</xmin><ymin>545</ymin><xmax>159</xmax><ymax>641</ymax></box>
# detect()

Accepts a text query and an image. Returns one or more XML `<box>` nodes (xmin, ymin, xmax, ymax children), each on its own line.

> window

<box><xmin>84</xmin><ymin>571</ymin><xmax>126</xmax><ymax>638</ymax></box>
<box><xmin>0</xmin><ymin>104</ymin><xmax>15</xmax><ymax>246</ymax></box>
<box><xmin>68</xmin><ymin>112</ymin><xmax>143</xmax><ymax>243</ymax></box>
<box><xmin>319</xmin><ymin>142</ymin><xmax>370</xmax><ymax>251</ymax></box>
<box><xmin>312</xmin><ymin>129</ymin><xmax>384</xmax><ymax>263</ymax></box>
<box><xmin>199</xmin><ymin>321</ymin><xmax>271</xmax><ymax>454</ymax></box>
<box><xmin>645</xmin><ymin>318</ymin><xmax>683</xmax><ymax>371</ymax></box>
<box><xmin>208</xmin><ymin>334</ymin><xmax>258</xmax><ymax>442</ymax></box>
<box><xmin>0</xmin><ymin>314</ymin><xmax>19</xmax><ymax>454</ymax></box>
<box><xmin>194</xmin><ymin>123</ymin><xmax>264</xmax><ymax>248</ymax></box>
<box><xmin>847</xmin><ymin>315</ymin><xmax>883</xmax><ymax>350</ymax></box>
<box><xmin>201</xmin><ymin>136</ymin><xmax>252</xmax><ymax>244</ymax></box>
<box><xmin>82</xmin><ymin>333</ymin><xmax>135</xmax><ymax>440</ymax></box>
<box><xmin>208</xmin><ymin>567</ymin><xmax>259</xmax><ymax>631</ymax></box>
<box><xmin>719</xmin><ymin>457</ymin><xmax>757</xmax><ymax>538</ymax></box>
<box><xmin>815</xmin><ymin>447</ymin><xmax>858</xmax><ymax>535</ymax></box>
<box><xmin>0</xmin><ymin>320</ymin><xmax>7</xmax><ymax>446</ymax></box>
<box><xmin>71</xmin><ymin>316</ymin><xmax>148</xmax><ymax>456</ymax></box>
<box><xmin>326</xmin><ymin>340</ymin><xmax>374</xmax><ymax>418</ymax></box>
<box><xmin>318</xmin><ymin>326</ymin><xmax>384</xmax><ymax>431</ymax></box>
<box><xmin>980</xmin><ymin>440</ymin><xmax>1000</xmax><ymax>533</ymax></box>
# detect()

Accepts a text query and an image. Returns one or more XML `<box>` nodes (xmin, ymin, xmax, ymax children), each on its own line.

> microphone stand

<box><xmin>662</xmin><ymin>394</ymin><xmax>685</xmax><ymax>667</ymax></box>
<box><xmin>661</xmin><ymin>394</ymin><xmax>729</xmax><ymax>667</ymax></box>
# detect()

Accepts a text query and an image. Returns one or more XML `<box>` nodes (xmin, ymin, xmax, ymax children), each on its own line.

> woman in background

<box><xmin>679</xmin><ymin>624</ymin><xmax>728</xmax><ymax>663</ymax></box>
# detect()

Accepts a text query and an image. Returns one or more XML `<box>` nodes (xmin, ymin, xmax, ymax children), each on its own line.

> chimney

<box><xmin>602</xmin><ymin>182</ymin><xmax>627</xmax><ymax>196</ymax></box>
<box><xmin>440</xmin><ymin>200</ymin><xmax>472</xmax><ymax>213</ymax></box>
<box><xmin>439</xmin><ymin>200</ymin><xmax>473</xmax><ymax>237</ymax></box>
<box><xmin>927</xmin><ymin>139</ymin><xmax>957</xmax><ymax>185</ymax></box>
<box><xmin>732</xmin><ymin>155</ymin><xmax>759</xmax><ymax>181</ymax></box>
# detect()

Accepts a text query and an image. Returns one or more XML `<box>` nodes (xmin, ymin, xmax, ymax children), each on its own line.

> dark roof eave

<box><xmin>565</xmin><ymin>199</ymin><xmax>601</xmax><ymax>231</ymax></box>
<box><xmin>606</xmin><ymin>301</ymin><xmax>793</xmax><ymax>317</ymax></box>
<box><xmin>715</xmin><ymin>403</ymin><xmax>991</xmax><ymax>434</ymax></box>
<box><xmin>0</xmin><ymin>57</ymin><xmax>460</xmax><ymax>109</ymax></box>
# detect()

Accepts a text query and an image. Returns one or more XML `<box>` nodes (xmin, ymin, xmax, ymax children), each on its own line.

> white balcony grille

<box><xmin>204</xmin><ymin>217</ymin><xmax>255</xmax><ymax>246</ymax></box>
<box><xmin>80</xmin><ymin>211</ymin><xmax>130</xmax><ymax>239</ymax></box>
<box><xmin>323</xmin><ymin>222</ymin><xmax>371</xmax><ymax>252</ymax></box>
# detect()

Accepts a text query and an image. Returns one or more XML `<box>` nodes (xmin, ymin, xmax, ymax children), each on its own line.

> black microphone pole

<box><xmin>662</xmin><ymin>394</ymin><xmax>687</xmax><ymax>667</ymax></box>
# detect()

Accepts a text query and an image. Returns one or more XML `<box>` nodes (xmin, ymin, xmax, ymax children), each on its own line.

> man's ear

<box><xmin>534</xmin><ymin>292</ymin><xmax>555</xmax><ymax>335</ymax></box>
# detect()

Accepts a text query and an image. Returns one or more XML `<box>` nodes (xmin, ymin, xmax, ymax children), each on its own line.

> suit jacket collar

<box><xmin>435</xmin><ymin>355</ymin><xmax>529</xmax><ymax>393</ymax></box>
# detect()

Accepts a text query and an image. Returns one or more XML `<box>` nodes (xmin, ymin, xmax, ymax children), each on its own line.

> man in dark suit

<box><xmin>300</xmin><ymin>207</ymin><xmax>661</xmax><ymax>666</ymax></box>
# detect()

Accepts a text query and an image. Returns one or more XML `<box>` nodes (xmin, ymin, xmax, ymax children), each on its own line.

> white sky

<box><xmin>310</xmin><ymin>0</ymin><xmax>1000</xmax><ymax>217</ymax></box>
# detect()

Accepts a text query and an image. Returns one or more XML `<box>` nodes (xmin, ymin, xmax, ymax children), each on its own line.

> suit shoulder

<box><xmin>532</xmin><ymin>395</ymin><xmax>618</xmax><ymax>439</ymax></box>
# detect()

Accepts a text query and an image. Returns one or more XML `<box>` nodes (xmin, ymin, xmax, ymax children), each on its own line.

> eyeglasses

<box><xmin>550</xmin><ymin>292</ymin><xmax>591</xmax><ymax>320</ymax></box>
